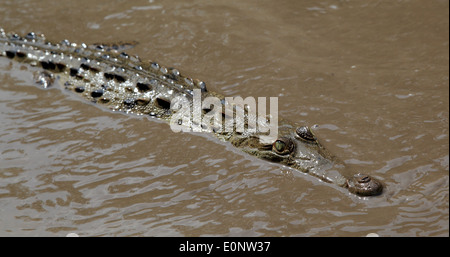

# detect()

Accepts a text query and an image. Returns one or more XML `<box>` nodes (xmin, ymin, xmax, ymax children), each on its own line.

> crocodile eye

<box><xmin>274</xmin><ymin>140</ymin><xmax>286</xmax><ymax>152</ymax></box>
<box><xmin>295</xmin><ymin>126</ymin><xmax>316</xmax><ymax>142</ymax></box>
<box><xmin>272</xmin><ymin>139</ymin><xmax>292</xmax><ymax>155</ymax></box>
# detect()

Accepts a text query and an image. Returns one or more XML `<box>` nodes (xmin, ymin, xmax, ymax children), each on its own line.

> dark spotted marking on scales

<box><xmin>0</xmin><ymin>28</ymin><xmax>214</xmax><ymax>118</ymax></box>
<box><xmin>0</xmin><ymin>28</ymin><xmax>383</xmax><ymax>197</ymax></box>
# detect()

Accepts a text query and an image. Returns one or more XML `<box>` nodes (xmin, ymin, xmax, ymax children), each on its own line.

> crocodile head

<box><xmin>230</xmin><ymin>125</ymin><xmax>383</xmax><ymax>196</ymax></box>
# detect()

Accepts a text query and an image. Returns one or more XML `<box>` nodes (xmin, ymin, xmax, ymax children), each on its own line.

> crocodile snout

<box><xmin>347</xmin><ymin>173</ymin><xmax>383</xmax><ymax>196</ymax></box>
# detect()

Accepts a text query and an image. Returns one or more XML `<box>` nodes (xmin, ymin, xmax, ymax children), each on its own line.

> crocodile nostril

<box><xmin>347</xmin><ymin>174</ymin><xmax>383</xmax><ymax>196</ymax></box>
<box><xmin>358</xmin><ymin>175</ymin><xmax>371</xmax><ymax>183</ymax></box>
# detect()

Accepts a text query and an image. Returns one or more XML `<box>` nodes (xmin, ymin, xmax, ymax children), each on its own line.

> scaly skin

<box><xmin>0</xmin><ymin>28</ymin><xmax>382</xmax><ymax>196</ymax></box>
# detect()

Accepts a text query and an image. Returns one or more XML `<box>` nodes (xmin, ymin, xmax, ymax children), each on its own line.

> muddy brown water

<box><xmin>0</xmin><ymin>0</ymin><xmax>448</xmax><ymax>236</ymax></box>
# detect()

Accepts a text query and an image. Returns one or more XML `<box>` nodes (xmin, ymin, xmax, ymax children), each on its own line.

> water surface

<box><xmin>0</xmin><ymin>0</ymin><xmax>448</xmax><ymax>236</ymax></box>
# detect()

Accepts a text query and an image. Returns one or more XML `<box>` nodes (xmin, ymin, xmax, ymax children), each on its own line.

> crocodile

<box><xmin>0</xmin><ymin>28</ymin><xmax>383</xmax><ymax>196</ymax></box>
